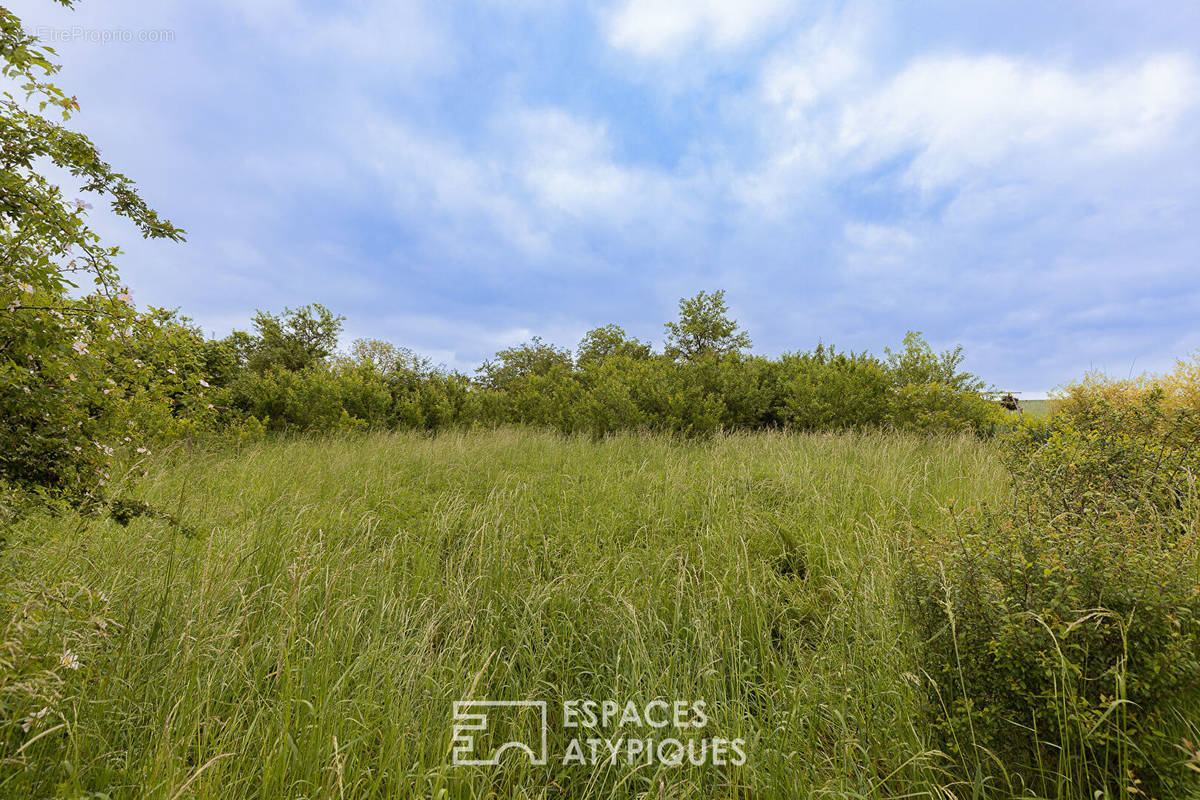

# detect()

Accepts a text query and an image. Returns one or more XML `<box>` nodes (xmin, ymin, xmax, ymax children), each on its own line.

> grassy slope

<box><xmin>3</xmin><ymin>430</ymin><xmax>1007</xmax><ymax>799</ymax></box>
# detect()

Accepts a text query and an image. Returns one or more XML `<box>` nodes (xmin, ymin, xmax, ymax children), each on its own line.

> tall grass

<box><xmin>3</xmin><ymin>429</ymin><xmax>1008</xmax><ymax>798</ymax></box>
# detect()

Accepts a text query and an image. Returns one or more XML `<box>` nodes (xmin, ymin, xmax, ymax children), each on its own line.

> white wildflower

<box><xmin>20</xmin><ymin>707</ymin><xmax>51</xmax><ymax>733</ymax></box>
<box><xmin>59</xmin><ymin>649</ymin><xmax>80</xmax><ymax>670</ymax></box>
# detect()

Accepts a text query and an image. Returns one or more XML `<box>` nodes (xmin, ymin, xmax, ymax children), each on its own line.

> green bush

<box><xmin>5</xmin><ymin>281</ymin><xmax>1005</xmax><ymax>502</ymax></box>
<box><xmin>575</xmin><ymin>355</ymin><xmax>648</xmax><ymax>436</ymax></box>
<box><xmin>228</xmin><ymin>366</ymin><xmax>369</xmax><ymax>434</ymax></box>
<box><xmin>1006</xmin><ymin>389</ymin><xmax>1200</xmax><ymax>523</ymax></box>
<box><xmin>888</xmin><ymin>381</ymin><xmax>999</xmax><ymax>435</ymax></box>
<box><xmin>0</xmin><ymin>293</ymin><xmax>220</xmax><ymax>502</ymax></box>
<box><xmin>902</xmin><ymin>392</ymin><xmax>1200</xmax><ymax>798</ymax></box>
<box><xmin>777</xmin><ymin>346</ymin><xmax>892</xmax><ymax>430</ymax></box>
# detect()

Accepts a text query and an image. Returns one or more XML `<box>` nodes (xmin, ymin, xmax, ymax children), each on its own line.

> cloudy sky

<box><xmin>10</xmin><ymin>0</ymin><xmax>1200</xmax><ymax>392</ymax></box>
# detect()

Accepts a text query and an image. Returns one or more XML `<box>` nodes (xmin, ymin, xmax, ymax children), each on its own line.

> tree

<box><xmin>883</xmin><ymin>331</ymin><xmax>985</xmax><ymax>393</ymax></box>
<box><xmin>1</xmin><ymin>2</ymin><xmax>184</xmax><ymax>499</ymax></box>
<box><xmin>349</xmin><ymin>338</ymin><xmax>428</xmax><ymax>375</ymax></box>
<box><xmin>1</xmin><ymin>2</ymin><xmax>184</xmax><ymax>301</ymax></box>
<box><xmin>245</xmin><ymin>304</ymin><xmax>344</xmax><ymax>373</ymax></box>
<box><xmin>663</xmin><ymin>290</ymin><xmax>751</xmax><ymax>362</ymax></box>
<box><xmin>575</xmin><ymin>324</ymin><xmax>651</xmax><ymax>368</ymax></box>
<box><xmin>476</xmin><ymin>336</ymin><xmax>572</xmax><ymax>392</ymax></box>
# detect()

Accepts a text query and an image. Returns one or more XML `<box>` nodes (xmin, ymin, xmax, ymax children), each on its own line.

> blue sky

<box><xmin>11</xmin><ymin>0</ymin><xmax>1200</xmax><ymax>393</ymax></box>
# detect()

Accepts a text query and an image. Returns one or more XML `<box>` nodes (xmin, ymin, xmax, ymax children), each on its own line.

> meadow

<box><xmin>5</xmin><ymin>6</ymin><xmax>1198</xmax><ymax>797</ymax></box>
<box><xmin>3</xmin><ymin>429</ymin><xmax>1011</xmax><ymax>799</ymax></box>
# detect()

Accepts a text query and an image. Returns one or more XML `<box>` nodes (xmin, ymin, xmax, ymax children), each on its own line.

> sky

<box><xmin>9</xmin><ymin>0</ymin><xmax>1200</xmax><ymax>394</ymax></box>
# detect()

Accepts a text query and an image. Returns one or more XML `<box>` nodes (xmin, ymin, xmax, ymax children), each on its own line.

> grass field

<box><xmin>4</xmin><ymin>429</ymin><xmax>1012</xmax><ymax>798</ymax></box>
<box><xmin>1015</xmin><ymin>399</ymin><xmax>1054</xmax><ymax>419</ymax></box>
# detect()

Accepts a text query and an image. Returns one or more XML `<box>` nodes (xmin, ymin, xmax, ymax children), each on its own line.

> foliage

<box><xmin>243</xmin><ymin>304</ymin><xmax>344</xmax><ymax>373</ymax></box>
<box><xmin>228</xmin><ymin>366</ymin><xmax>369</xmax><ymax>434</ymax></box>
<box><xmin>476</xmin><ymin>335</ymin><xmax>573</xmax><ymax>392</ymax></box>
<box><xmin>575</xmin><ymin>324</ymin><xmax>652</xmax><ymax>368</ymax></box>
<box><xmin>888</xmin><ymin>381</ymin><xmax>999</xmax><ymax>435</ymax></box>
<box><xmin>1</xmin><ymin>1</ymin><xmax>183</xmax><ymax>503</ymax></box>
<box><xmin>776</xmin><ymin>345</ymin><xmax>892</xmax><ymax>430</ymax></box>
<box><xmin>664</xmin><ymin>289</ymin><xmax>751</xmax><ymax>362</ymax></box>
<box><xmin>1</xmin><ymin>3</ymin><xmax>183</xmax><ymax>299</ymax></box>
<box><xmin>0</xmin><ymin>291</ymin><xmax>219</xmax><ymax>500</ymax></box>
<box><xmin>902</xmin><ymin>386</ymin><xmax>1200</xmax><ymax>798</ymax></box>
<box><xmin>885</xmin><ymin>331</ymin><xmax>985</xmax><ymax>394</ymax></box>
<box><xmin>152</xmin><ymin>305</ymin><xmax>994</xmax><ymax>440</ymax></box>
<box><xmin>1054</xmin><ymin>352</ymin><xmax>1200</xmax><ymax>422</ymax></box>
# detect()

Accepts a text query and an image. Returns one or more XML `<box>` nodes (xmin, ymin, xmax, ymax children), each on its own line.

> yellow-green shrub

<box><xmin>903</xmin><ymin>389</ymin><xmax>1200</xmax><ymax>798</ymax></box>
<box><xmin>1055</xmin><ymin>352</ymin><xmax>1200</xmax><ymax>421</ymax></box>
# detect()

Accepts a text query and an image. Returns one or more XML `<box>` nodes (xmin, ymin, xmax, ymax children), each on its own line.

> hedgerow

<box><xmin>4</xmin><ymin>292</ymin><xmax>1006</xmax><ymax>503</ymax></box>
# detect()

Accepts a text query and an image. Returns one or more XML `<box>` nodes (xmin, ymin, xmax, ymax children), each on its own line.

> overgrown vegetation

<box><xmin>1</xmin><ymin>429</ymin><xmax>1009</xmax><ymax>799</ymax></box>
<box><xmin>903</xmin><ymin>359</ymin><xmax>1200</xmax><ymax>798</ymax></box>
<box><xmin>3</xmin><ymin>284</ymin><xmax>1001</xmax><ymax>504</ymax></box>
<box><xmin>2</xmin><ymin>0</ymin><xmax>185</xmax><ymax>504</ymax></box>
<box><xmin>4</xmin><ymin>5</ymin><xmax>1199</xmax><ymax>799</ymax></box>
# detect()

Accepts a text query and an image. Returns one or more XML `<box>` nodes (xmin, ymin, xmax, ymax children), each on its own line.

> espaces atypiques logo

<box><xmin>452</xmin><ymin>699</ymin><xmax>746</xmax><ymax>768</ymax></box>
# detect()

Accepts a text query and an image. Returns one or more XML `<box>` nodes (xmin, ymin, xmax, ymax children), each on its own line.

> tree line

<box><xmin>3</xmin><ymin>284</ymin><xmax>1000</xmax><ymax>503</ymax></box>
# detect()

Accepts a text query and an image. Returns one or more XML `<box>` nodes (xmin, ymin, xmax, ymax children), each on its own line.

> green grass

<box><xmin>1016</xmin><ymin>399</ymin><xmax>1055</xmax><ymax>419</ymax></box>
<box><xmin>2</xmin><ymin>429</ymin><xmax>1009</xmax><ymax>799</ymax></box>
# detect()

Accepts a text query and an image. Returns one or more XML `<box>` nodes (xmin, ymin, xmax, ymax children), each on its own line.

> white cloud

<box><xmin>353</xmin><ymin>114</ymin><xmax>550</xmax><ymax>257</ymax></box>
<box><xmin>605</xmin><ymin>0</ymin><xmax>793</xmax><ymax>59</ymax></box>
<box><xmin>836</xmin><ymin>53</ymin><xmax>1198</xmax><ymax>190</ymax></box>
<box><xmin>509</xmin><ymin>109</ymin><xmax>683</xmax><ymax>222</ymax></box>
<box><xmin>841</xmin><ymin>222</ymin><xmax>918</xmax><ymax>278</ymax></box>
<box><xmin>761</xmin><ymin>9</ymin><xmax>873</xmax><ymax>119</ymax></box>
<box><xmin>345</xmin><ymin>105</ymin><xmax>699</xmax><ymax>262</ymax></box>
<box><xmin>751</xmin><ymin>44</ymin><xmax>1200</xmax><ymax>207</ymax></box>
